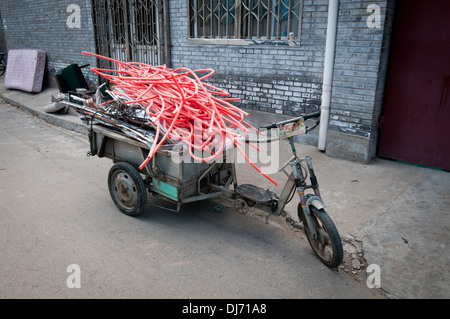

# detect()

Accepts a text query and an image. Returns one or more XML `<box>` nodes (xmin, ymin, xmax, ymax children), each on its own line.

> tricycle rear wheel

<box><xmin>108</xmin><ymin>162</ymin><xmax>147</xmax><ymax>216</ymax></box>
<box><xmin>298</xmin><ymin>205</ymin><xmax>343</xmax><ymax>268</ymax></box>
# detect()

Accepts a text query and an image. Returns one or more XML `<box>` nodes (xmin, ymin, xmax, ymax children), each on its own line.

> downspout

<box><xmin>318</xmin><ymin>0</ymin><xmax>339</xmax><ymax>151</ymax></box>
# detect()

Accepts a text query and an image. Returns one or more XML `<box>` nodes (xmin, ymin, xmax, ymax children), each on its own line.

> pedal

<box><xmin>236</xmin><ymin>184</ymin><xmax>278</xmax><ymax>204</ymax></box>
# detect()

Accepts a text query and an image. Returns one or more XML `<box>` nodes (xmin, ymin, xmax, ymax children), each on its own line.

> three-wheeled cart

<box><xmin>69</xmin><ymin>93</ymin><xmax>343</xmax><ymax>268</ymax></box>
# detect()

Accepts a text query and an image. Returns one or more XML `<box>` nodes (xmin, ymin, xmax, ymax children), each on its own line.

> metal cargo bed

<box><xmin>88</xmin><ymin>123</ymin><xmax>235</xmax><ymax>209</ymax></box>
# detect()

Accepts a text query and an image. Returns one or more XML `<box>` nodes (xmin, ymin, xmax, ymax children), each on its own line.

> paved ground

<box><xmin>0</xmin><ymin>102</ymin><xmax>386</xmax><ymax>299</ymax></box>
<box><xmin>1</xmin><ymin>81</ymin><xmax>449</xmax><ymax>299</ymax></box>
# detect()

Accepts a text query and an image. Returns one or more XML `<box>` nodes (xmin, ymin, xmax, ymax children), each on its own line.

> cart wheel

<box><xmin>298</xmin><ymin>204</ymin><xmax>343</xmax><ymax>268</ymax></box>
<box><xmin>234</xmin><ymin>199</ymin><xmax>249</xmax><ymax>214</ymax></box>
<box><xmin>108</xmin><ymin>162</ymin><xmax>147</xmax><ymax>216</ymax></box>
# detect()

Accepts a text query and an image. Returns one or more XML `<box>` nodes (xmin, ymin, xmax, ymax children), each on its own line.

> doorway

<box><xmin>378</xmin><ymin>0</ymin><xmax>450</xmax><ymax>170</ymax></box>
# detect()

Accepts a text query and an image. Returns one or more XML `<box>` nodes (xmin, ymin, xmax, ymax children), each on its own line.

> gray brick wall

<box><xmin>169</xmin><ymin>0</ymin><xmax>329</xmax><ymax>116</ymax></box>
<box><xmin>0</xmin><ymin>0</ymin><xmax>97</xmax><ymax>87</ymax></box>
<box><xmin>330</xmin><ymin>0</ymin><xmax>393</xmax><ymax>139</ymax></box>
<box><xmin>169</xmin><ymin>0</ymin><xmax>393</xmax><ymax>162</ymax></box>
<box><xmin>326</xmin><ymin>0</ymin><xmax>395</xmax><ymax>162</ymax></box>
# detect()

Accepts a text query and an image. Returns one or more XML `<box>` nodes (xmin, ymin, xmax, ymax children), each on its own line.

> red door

<box><xmin>378</xmin><ymin>0</ymin><xmax>450</xmax><ymax>170</ymax></box>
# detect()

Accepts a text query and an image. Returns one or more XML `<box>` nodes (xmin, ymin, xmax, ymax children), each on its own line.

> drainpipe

<box><xmin>318</xmin><ymin>0</ymin><xmax>339</xmax><ymax>151</ymax></box>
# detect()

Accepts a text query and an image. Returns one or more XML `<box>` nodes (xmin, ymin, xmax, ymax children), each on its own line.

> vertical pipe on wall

<box><xmin>162</xmin><ymin>0</ymin><xmax>171</xmax><ymax>67</ymax></box>
<box><xmin>318</xmin><ymin>0</ymin><xmax>339</xmax><ymax>151</ymax></box>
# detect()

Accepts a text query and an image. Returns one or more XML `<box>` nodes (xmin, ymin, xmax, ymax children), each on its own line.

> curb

<box><xmin>0</xmin><ymin>93</ymin><xmax>88</xmax><ymax>135</ymax></box>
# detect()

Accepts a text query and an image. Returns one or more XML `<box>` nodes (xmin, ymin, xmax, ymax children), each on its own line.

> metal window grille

<box><xmin>188</xmin><ymin>0</ymin><xmax>303</xmax><ymax>40</ymax></box>
<box><xmin>91</xmin><ymin>0</ymin><xmax>171</xmax><ymax>74</ymax></box>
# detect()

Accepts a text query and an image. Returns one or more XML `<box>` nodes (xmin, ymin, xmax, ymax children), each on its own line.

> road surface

<box><xmin>0</xmin><ymin>102</ymin><xmax>385</xmax><ymax>299</ymax></box>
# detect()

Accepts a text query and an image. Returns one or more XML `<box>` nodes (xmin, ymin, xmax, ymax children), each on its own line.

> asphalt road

<box><xmin>0</xmin><ymin>102</ymin><xmax>384</xmax><ymax>299</ymax></box>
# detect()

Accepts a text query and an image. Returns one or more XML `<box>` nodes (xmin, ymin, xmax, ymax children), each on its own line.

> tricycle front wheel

<box><xmin>299</xmin><ymin>205</ymin><xmax>343</xmax><ymax>268</ymax></box>
<box><xmin>108</xmin><ymin>162</ymin><xmax>147</xmax><ymax>216</ymax></box>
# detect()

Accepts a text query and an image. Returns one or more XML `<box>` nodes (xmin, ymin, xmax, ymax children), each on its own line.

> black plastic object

<box><xmin>55</xmin><ymin>64</ymin><xmax>90</xmax><ymax>93</ymax></box>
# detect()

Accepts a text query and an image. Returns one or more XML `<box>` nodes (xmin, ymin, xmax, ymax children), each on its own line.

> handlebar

<box><xmin>259</xmin><ymin>111</ymin><xmax>321</xmax><ymax>130</ymax></box>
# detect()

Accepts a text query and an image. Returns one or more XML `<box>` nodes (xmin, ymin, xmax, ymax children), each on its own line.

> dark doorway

<box><xmin>378</xmin><ymin>0</ymin><xmax>450</xmax><ymax>170</ymax></box>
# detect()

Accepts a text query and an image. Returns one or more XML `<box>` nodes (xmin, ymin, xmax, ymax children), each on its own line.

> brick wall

<box><xmin>169</xmin><ymin>0</ymin><xmax>330</xmax><ymax>116</ymax></box>
<box><xmin>170</xmin><ymin>0</ymin><xmax>394</xmax><ymax>162</ymax></box>
<box><xmin>326</xmin><ymin>0</ymin><xmax>395</xmax><ymax>162</ymax></box>
<box><xmin>0</xmin><ymin>0</ymin><xmax>97</xmax><ymax>87</ymax></box>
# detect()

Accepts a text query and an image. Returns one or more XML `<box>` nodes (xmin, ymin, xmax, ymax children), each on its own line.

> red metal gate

<box><xmin>377</xmin><ymin>0</ymin><xmax>450</xmax><ymax>170</ymax></box>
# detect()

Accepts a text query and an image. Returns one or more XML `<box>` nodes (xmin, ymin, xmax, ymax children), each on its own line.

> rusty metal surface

<box><xmin>90</xmin><ymin>123</ymin><xmax>234</xmax><ymax>203</ymax></box>
<box><xmin>236</xmin><ymin>183</ymin><xmax>277</xmax><ymax>203</ymax></box>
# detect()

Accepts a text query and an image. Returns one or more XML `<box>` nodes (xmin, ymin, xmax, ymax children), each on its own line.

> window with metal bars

<box><xmin>188</xmin><ymin>0</ymin><xmax>303</xmax><ymax>41</ymax></box>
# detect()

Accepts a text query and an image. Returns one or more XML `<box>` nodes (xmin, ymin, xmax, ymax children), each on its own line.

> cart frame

<box><xmin>88</xmin><ymin>123</ymin><xmax>281</xmax><ymax>216</ymax></box>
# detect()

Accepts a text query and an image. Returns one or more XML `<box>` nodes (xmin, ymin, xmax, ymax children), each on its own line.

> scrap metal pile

<box><xmin>75</xmin><ymin>52</ymin><xmax>277</xmax><ymax>185</ymax></box>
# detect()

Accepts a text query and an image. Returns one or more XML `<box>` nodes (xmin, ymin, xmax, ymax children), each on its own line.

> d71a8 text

<box><xmin>227</xmin><ymin>303</ymin><xmax>267</xmax><ymax>316</ymax></box>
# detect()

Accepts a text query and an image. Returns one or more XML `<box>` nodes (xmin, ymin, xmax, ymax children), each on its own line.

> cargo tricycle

<box><xmin>67</xmin><ymin>95</ymin><xmax>343</xmax><ymax>268</ymax></box>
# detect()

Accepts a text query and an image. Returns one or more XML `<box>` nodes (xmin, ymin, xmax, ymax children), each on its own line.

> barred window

<box><xmin>188</xmin><ymin>0</ymin><xmax>303</xmax><ymax>41</ymax></box>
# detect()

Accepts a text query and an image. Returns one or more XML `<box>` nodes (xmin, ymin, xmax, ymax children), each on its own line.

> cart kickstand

<box><xmin>265</xmin><ymin>212</ymin><xmax>273</xmax><ymax>224</ymax></box>
<box><xmin>152</xmin><ymin>202</ymin><xmax>181</xmax><ymax>213</ymax></box>
<box><xmin>265</xmin><ymin>189</ymin><xmax>278</xmax><ymax>224</ymax></box>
